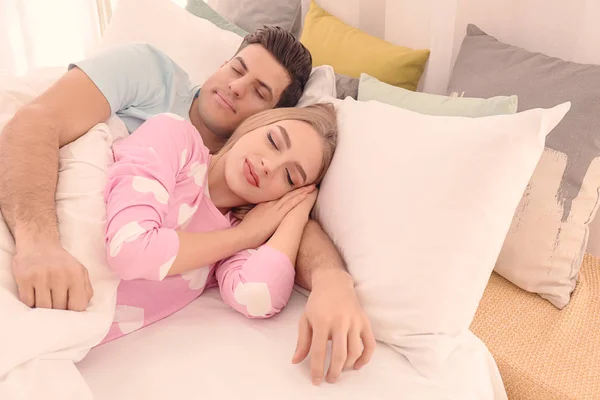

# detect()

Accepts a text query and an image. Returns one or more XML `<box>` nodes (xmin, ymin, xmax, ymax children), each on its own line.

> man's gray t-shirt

<box><xmin>70</xmin><ymin>43</ymin><xmax>200</xmax><ymax>134</ymax></box>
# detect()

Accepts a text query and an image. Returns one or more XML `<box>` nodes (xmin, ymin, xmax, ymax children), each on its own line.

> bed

<box><xmin>2</xmin><ymin>0</ymin><xmax>599</xmax><ymax>398</ymax></box>
<box><xmin>0</xmin><ymin>35</ymin><xmax>508</xmax><ymax>400</ymax></box>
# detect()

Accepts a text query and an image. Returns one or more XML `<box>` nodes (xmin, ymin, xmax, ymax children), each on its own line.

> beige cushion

<box><xmin>448</xmin><ymin>24</ymin><xmax>600</xmax><ymax>309</ymax></box>
<box><xmin>470</xmin><ymin>254</ymin><xmax>600</xmax><ymax>399</ymax></box>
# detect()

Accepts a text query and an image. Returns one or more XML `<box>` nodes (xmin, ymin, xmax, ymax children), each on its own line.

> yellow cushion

<box><xmin>300</xmin><ymin>1</ymin><xmax>430</xmax><ymax>91</ymax></box>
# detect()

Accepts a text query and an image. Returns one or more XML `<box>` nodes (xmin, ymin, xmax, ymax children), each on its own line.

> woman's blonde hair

<box><xmin>212</xmin><ymin>102</ymin><xmax>338</xmax><ymax>218</ymax></box>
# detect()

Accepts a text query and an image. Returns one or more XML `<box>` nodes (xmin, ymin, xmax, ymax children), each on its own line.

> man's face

<box><xmin>196</xmin><ymin>44</ymin><xmax>291</xmax><ymax>139</ymax></box>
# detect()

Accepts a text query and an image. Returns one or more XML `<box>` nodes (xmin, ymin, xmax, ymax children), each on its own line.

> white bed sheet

<box><xmin>77</xmin><ymin>289</ymin><xmax>507</xmax><ymax>400</ymax></box>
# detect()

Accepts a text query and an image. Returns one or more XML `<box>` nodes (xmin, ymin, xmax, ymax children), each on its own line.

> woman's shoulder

<box><xmin>145</xmin><ymin>112</ymin><xmax>210</xmax><ymax>162</ymax></box>
<box><xmin>146</xmin><ymin>113</ymin><xmax>202</xmax><ymax>141</ymax></box>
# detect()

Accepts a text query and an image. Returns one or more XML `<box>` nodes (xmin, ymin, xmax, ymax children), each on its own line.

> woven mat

<box><xmin>470</xmin><ymin>254</ymin><xmax>600</xmax><ymax>400</ymax></box>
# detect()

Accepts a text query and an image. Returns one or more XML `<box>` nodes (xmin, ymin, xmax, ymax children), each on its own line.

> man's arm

<box><xmin>294</xmin><ymin>219</ymin><xmax>345</xmax><ymax>291</ymax></box>
<box><xmin>292</xmin><ymin>219</ymin><xmax>376</xmax><ymax>385</ymax></box>
<box><xmin>0</xmin><ymin>67</ymin><xmax>110</xmax><ymax>310</ymax></box>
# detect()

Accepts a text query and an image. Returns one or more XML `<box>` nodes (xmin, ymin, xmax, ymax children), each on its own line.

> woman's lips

<box><xmin>244</xmin><ymin>159</ymin><xmax>259</xmax><ymax>187</ymax></box>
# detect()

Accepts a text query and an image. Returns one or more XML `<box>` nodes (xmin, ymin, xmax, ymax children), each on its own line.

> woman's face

<box><xmin>224</xmin><ymin>119</ymin><xmax>324</xmax><ymax>204</ymax></box>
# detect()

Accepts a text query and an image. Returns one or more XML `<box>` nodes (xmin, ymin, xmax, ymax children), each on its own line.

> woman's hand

<box><xmin>265</xmin><ymin>189</ymin><xmax>319</xmax><ymax>263</ymax></box>
<box><xmin>282</xmin><ymin>189</ymin><xmax>318</xmax><ymax>226</ymax></box>
<box><xmin>238</xmin><ymin>185</ymin><xmax>315</xmax><ymax>249</ymax></box>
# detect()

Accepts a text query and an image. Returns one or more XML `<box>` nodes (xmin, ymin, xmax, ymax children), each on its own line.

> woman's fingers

<box><xmin>276</xmin><ymin>186</ymin><xmax>312</xmax><ymax>209</ymax></box>
<box><xmin>278</xmin><ymin>192</ymin><xmax>310</xmax><ymax>215</ymax></box>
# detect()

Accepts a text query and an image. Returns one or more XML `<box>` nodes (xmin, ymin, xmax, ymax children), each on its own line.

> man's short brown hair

<box><xmin>237</xmin><ymin>26</ymin><xmax>312</xmax><ymax>108</ymax></box>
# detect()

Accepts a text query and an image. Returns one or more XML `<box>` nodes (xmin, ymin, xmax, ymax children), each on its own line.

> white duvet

<box><xmin>0</xmin><ymin>68</ymin><xmax>507</xmax><ymax>399</ymax></box>
<box><xmin>0</xmin><ymin>68</ymin><xmax>127</xmax><ymax>400</ymax></box>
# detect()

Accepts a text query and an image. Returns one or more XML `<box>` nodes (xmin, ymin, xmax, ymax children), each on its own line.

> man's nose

<box><xmin>229</xmin><ymin>77</ymin><xmax>247</xmax><ymax>98</ymax></box>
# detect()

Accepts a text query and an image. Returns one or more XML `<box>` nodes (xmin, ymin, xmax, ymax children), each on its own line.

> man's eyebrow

<box><xmin>277</xmin><ymin>125</ymin><xmax>291</xmax><ymax>148</ymax></box>
<box><xmin>234</xmin><ymin>56</ymin><xmax>248</xmax><ymax>71</ymax></box>
<box><xmin>234</xmin><ymin>56</ymin><xmax>273</xmax><ymax>98</ymax></box>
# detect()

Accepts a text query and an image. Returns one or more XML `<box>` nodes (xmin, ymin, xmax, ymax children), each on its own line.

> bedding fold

<box><xmin>0</xmin><ymin>69</ymin><xmax>125</xmax><ymax>400</ymax></box>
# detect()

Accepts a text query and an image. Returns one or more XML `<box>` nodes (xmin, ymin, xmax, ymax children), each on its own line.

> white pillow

<box><xmin>97</xmin><ymin>0</ymin><xmax>331</xmax><ymax>106</ymax></box>
<box><xmin>296</xmin><ymin>65</ymin><xmax>336</xmax><ymax>107</ymax></box>
<box><xmin>313</xmin><ymin>97</ymin><xmax>571</xmax><ymax>376</ymax></box>
<box><xmin>97</xmin><ymin>0</ymin><xmax>243</xmax><ymax>86</ymax></box>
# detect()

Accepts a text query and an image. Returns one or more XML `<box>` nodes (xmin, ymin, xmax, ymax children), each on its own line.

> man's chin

<box><xmin>199</xmin><ymin>112</ymin><xmax>237</xmax><ymax>139</ymax></box>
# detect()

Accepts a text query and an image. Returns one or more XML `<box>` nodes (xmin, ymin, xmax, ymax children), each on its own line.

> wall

<box><xmin>302</xmin><ymin>0</ymin><xmax>600</xmax><ymax>94</ymax></box>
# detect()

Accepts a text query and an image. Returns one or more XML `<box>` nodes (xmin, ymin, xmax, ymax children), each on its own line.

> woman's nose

<box><xmin>260</xmin><ymin>158</ymin><xmax>271</xmax><ymax>176</ymax></box>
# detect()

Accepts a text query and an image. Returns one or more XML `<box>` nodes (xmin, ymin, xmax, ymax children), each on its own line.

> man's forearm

<box><xmin>0</xmin><ymin>107</ymin><xmax>61</xmax><ymax>244</ymax></box>
<box><xmin>295</xmin><ymin>219</ymin><xmax>348</xmax><ymax>290</ymax></box>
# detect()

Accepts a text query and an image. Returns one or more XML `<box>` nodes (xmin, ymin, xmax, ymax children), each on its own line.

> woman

<box><xmin>99</xmin><ymin>103</ymin><xmax>338</xmax><ymax>345</ymax></box>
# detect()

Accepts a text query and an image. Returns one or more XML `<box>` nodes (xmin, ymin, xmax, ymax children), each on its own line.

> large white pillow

<box><xmin>97</xmin><ymin>0</ymin><xmax>243</xmax><ymax>86</ymax></box>
<box><xmin>313</xmin><ymin>97</ymin><xmax>571</xmax><ymax>377</ymax></box>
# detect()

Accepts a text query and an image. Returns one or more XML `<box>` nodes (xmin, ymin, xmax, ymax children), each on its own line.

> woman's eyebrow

<box><xmin>277</xmin><ymin>125</ymin><xmax>291</xmax><ymax>148</ymax></box>
<box><xmin>295</xmin><ymin>162</ymin><xmax>307</xmax><ymax>183</ymax></box>
<box><xmin>277</xmin><ymin>125</ymin><xmax>306</xmax><ymax>182</ymax></box>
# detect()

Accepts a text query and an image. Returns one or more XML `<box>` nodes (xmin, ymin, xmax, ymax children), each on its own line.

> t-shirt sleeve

<box><xmin>69</xmin><ymin>43</ymin><xmax>185</xmax><ymax>115</ymax></box>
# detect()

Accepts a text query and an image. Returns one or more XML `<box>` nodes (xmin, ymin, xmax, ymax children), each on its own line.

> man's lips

<box><xmin>215</xmin><ymin>91</ymin><xmax>236</xmax><ymax>113</ymax></box>
<box><xmin>244</xmin><ymin>159</ymin><xmax>260</xmax><ymax>187</ymax></box>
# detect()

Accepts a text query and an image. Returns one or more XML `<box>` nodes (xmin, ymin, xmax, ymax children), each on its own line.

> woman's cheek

<box><xmin>265</xmin><ymin>185</ymin><xmax>285</xmax><ymax>202</ymax></box>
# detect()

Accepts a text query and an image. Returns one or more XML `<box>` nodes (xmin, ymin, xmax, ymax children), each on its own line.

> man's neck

<box><xmin>189</xmin><ymin>97</ymin><xmax>224</xmax><ymax>154</ymax></box>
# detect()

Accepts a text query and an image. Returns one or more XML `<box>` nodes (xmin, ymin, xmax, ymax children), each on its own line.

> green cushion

<box><xmin>185</xmin><ymin>0</ymin><xmax>248</xmax><ymax>38</ymax></box>
<box><xmin>358</xmin><ymin>73</ymin><xmax>518</xmax><ymax>117</ymax></box>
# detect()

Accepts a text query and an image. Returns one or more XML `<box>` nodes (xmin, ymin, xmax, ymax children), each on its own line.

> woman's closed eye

<box><xmin>285</xmin><ymin>168</ymin><xmax>295</xmax><ymax>187</ymax></box>
<box><xmin>267</xmin><ymin>132</ymin><xmax>295</xmax><ymax>186</ymax></box>
<box><xmin>267</xmin><ymin>132</ymin><xmax>279</xmax><ymax>150</ymax></box>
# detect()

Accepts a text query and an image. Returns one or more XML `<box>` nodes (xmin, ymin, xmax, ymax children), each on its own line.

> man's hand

<box><xmin>292</xmin><ymin>269</ymin><xmax>376</xmax><ymax>385</ymax></box>
<box><xmin>11</xmin><ymin>241</ymin><xmax>93</xmax><ymax>311</ymax></box>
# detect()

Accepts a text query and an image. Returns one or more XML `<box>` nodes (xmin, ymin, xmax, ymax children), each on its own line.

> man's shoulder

<box><xmin>116</xmin><ymin>43</ymin><xmax>178</xmax><ymax>66</ymax></box>
<box><xmin>70</xmin><ymin>42</ymin><xmax>181</xmax><ymax>76</ymax></box>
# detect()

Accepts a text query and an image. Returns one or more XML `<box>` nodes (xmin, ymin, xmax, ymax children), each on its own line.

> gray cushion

<box><xmin>203</xmin><ymin>0</ymin><xmax>302</xmax><ymax>37</ymax></box>
<box><xmin>335</xmin><ymin>73</ymin><xmax>359</xmax><ymax>100</ymax></box>
<box><xmin>185</xmin><ymin>0</ymin><xmax>248</xmax><ymax>38</ymax></box>
<box><xmin>447</xmin><ymin>24</ymin><xmax>600</xmax><ymax>308</ymax></box>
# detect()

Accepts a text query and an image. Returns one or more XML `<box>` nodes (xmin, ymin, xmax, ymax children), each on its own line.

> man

<box><xmin>0</xmin><ymin>27</ymin><xmax>375</xmax><ymax>385</ymax></box>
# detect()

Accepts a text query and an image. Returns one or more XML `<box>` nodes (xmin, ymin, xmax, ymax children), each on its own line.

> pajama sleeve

<box><xmin>215</xmin><ymin>245</ymin><xmax>295</xmax><ymax>319</ymax></box>
<box><xmin>104</xmin><ymin>113</ymin><xmax>199</xmax><ymax>281</ymax></box>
